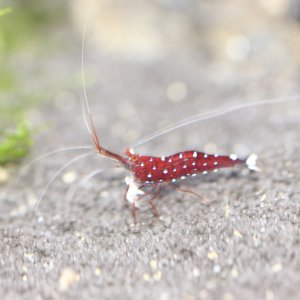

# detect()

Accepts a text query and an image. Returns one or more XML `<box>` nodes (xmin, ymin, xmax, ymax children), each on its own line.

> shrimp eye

<box><xmin>131</xmin><ymin>155</ymin><xmax>138</xmax><ymax>162</ymax></box>
<box><xmin>125</xmin><ymin>148</ymin><xmax>139</xmax><ymax>162</ymax></box>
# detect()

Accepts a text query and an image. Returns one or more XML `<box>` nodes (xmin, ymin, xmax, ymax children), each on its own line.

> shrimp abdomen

<box><xmin>130</xmin><ymin>150</ymin><xmax>249</xmax><ymax>184</ymax></box>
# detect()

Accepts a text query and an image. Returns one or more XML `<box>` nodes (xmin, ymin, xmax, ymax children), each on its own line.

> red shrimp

<box><xmin>126</xmin><ymin>148</ymin><xmax>258</xmax><ymax>184</ymax></box>
<box><xmin>86</xmin><ymin>111</ymin><xmax>258</xmax><ymax>223</ymax></box>
<box><xmin>30</xmin><ymin>22</ymin><xmax>300</xmax><ymax>225</ymax></box>
<box><xmin>78</xmin><ymin>21</ymin><xmax>298</xmax><ymax>224</ymax></box>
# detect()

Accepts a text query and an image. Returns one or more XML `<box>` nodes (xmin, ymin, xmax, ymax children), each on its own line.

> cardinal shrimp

<box><xmin>28</xmin><ymin>24</ymin><xmax>300</xmax><ymax>225</ymax></box>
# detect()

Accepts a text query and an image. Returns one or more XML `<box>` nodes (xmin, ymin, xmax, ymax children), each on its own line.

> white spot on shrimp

<box><xmin>159</xmin><ymin>179</ymin><xmax>164</xmax><ymax>182</ymax></box>
<box><xmin>140</xmin><ymin>162</ymin><xmax>145</xmax><ymax>167</ymax></box>
<box><xmin>163</xmin><ymin>169</ymin><xmax>168</xmax><ymax>174</ymax></box>
<box><xmin>204</xmin><ymin>154</ymin><xmax>208</xmax><ymax>158</ymax></box>
<box><xmin>147</xmin><ymin>174</ymin><xmax>152</xmax><ymax>178</ymax></box>
<box><xmin>179</xmin><ymin>153</ymin><xmax>183</xmax><ymax>159</ymax></box>
<box><xmin>192</xmin><ymin>162</ymin><xmax>196</xmax><ymax>166</ymax></box>
<box><xmin>194</xmin><ymin>168</ymin><xmax>197</xmax><ymax>171</ymax></box>
<box><xmin>193</xmin><ymin>151</ymin><xmax>197</xmax><ymax>158</ymax></box>
<box><xmin>230</xmin><ymin>154</ymin><xmax>238</xmax><ymax>161</ymax></box>
<box><xmin>202</xmin><ymin>171</ymin><xmax>208</xmax><ymax>175</ymax></box>
<box><xmin>203</xmin><ymin>163</ymin><xmax>207</xmax><ymax>166</ymax></box>
<box><xmin>168</xmin><ymin>158</ymin><xmax>172</xmax><ymax>163</ymax></box>
<box><xmin>161</xmin><ymin>156</ymin><xmax>165</xmax><ymax>161</ymax></box>
<box><xmin>214</xmin><ymin>153</ymin><xmax>219</xmax><ymax>157</ymax></box>
<box><xmin>172</xmin><ymin>179</ymin><xmax>176</xmax><ymax>182</ymax></box>
<box><xmin>214</xmin><ymin>162</ymin><xmax>218</xmax><ymax>165</ymax></box>
<box><xmin>149</xmin><ymin>157</ymin><xmax>153</xmax><ymax>162</ymax></box>
<box><xmin>152</xmin><ymin>166</ymin><xmax>157</xmax><ymax>170</ymax></box>
<box><xmin>173</xmin><ymin>168</ymin><xmax>177</xmax><ymax>172</ymax></box>
<box><xmin>213</xmin><ymin>169</ymin><xmax>218</xmax><ymax>172</ymax></box>
<box><xmin>192</xmin><ymin>174</ymin><xmax>197</xmax><ymax>177</ymax></box>
<box><xmin>181</xmin><ymin>176</ymin><xmax>186</xmax><ymax>180</ymax></box>
<box><xmin>183</xmin><ymin>165</ymin><xmax>187</xmax><ymax>169</ymax></box>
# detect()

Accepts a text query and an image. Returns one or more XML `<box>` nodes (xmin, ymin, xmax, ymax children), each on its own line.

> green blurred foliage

<box><xmin>0</xmin><ymin>2</ymin><xmax>67</xmax><ymax>165</ymax></box>
<box><xmin>0</xmin><ymin>6</ymin><xmax>12</xmax><ymax>17</ymax></box>
<box><xmin>0</xmin><ymin>123</ymin><xmax>32</xmax><ymax>165</ymax></box>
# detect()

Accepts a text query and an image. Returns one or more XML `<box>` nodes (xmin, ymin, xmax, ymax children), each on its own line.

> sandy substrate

<box><xmin>1</xmin><ymin>2</ymin><xmax>300</xmax><ymax>299</ymax></box>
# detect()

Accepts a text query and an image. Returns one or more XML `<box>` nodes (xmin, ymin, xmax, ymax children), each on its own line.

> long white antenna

<box><xmin>33</xmin><ymin>151</ymin><xmax>95</xmax><ymax>225</ymax></box>
<box><xmin>17</xmin><ymin>146</ymin><xmax>93</xmax><ymax>182</ymax></box>
<box><xmin>81</xmin><ymin>17</ymin><xmax>92</xmax><ymax>134</ymax></box>
<box><xmin>80</xmin><ymin>169</ymin><xmax>104</xmax><ymax>187</ymax></box>
<box><xmin>132</xmin><ymin>95</ymin><xmax>300</xmax><ymax>148</ymax></box>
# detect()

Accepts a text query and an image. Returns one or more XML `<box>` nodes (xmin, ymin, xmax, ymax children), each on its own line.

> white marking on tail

<box><xmin>246</xmin><ymin>154</ymin><xmax>260</xmax><ymax>172</ymax></box>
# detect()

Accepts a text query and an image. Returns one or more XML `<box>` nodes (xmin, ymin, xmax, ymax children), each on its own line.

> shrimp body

<box><xmin>126</xmin><ymin>149</ymin><xmax>258</xmax><ymax>184</ymax></box>
<box><xmin>86</xmin><ymin>112</ymin><xmax>258</xmax><ymax>222</ymax></box>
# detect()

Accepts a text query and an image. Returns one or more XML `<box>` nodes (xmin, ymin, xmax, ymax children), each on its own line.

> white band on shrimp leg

<box><xmin>125</xmin><ymin>176</ymin><xmax>145</xmax><ymax>206</ymax></box>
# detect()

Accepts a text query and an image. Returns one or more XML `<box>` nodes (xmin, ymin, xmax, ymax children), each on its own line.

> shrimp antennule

<box><xmin>87</xmin><ymin>112</ymin><xmax>128</xmax><ymax>165</ymax></box>
<box><xmin>81</xmin><ymin>20</ymin><xmax>127</xmax><ymax>166</ymax></box>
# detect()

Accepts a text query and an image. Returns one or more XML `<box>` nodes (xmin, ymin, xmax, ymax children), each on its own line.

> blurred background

<box><xmin>0</xmin><ymin>0</ymin><xmax>300</xmax><ymax>173</ymax></box>
<box><xmin>1</xmin><ymin>2</ymin><xmax>300</xmax><ymax>299</ymax></box>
